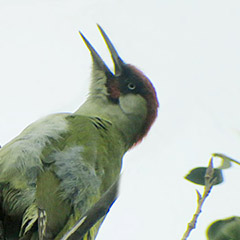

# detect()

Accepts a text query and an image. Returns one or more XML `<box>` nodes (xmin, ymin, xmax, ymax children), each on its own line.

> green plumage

<box><xmin>0</xmin><ymin>26</ymin><xmax>158</xmax><ymax>240</ymax></box>
<box><xmin>0</xmin><ymin>114</ymin><xmax>125</xmax><ymax>239</ymax></box>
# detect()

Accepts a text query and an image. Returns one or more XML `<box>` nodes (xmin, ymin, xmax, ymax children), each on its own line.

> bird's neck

<box><xmin>75</xmin><ymin>97</ymin><xmax>144</xmax><ymax>149</ymax></box>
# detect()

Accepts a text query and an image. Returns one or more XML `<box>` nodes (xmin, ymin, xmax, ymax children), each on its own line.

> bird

<box><xmin>0</xmin><ymin>25</ymin><xmax>159</xmax><ymax>240</ymax></box>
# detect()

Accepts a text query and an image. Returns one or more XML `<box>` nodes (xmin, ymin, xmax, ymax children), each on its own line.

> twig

<box><xmin>181</xmin><ymin>158</ymin><xmax>216</xmax><ymax>240</ymax></box>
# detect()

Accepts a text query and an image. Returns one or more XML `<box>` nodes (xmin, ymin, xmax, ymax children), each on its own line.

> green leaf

<box><xmin>212</xmin><ymin>153</ymin><xmax>240</xmax><ymax>169</ymax></box>
<box><xmin>185</xmin><ymin>167</ymin><xmax>223</xmax><ymax>186</ymax></box>
<box><xmin>207</xmin><ymin>216</ymin><xmax>240</xmax><ymax>240</ymax></box>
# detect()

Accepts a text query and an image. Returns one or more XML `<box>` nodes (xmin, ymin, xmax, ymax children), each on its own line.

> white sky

<box><xmin>0</xmin><ymin>1</ymin><xmax>240</xmax><ymax>239</ymax></box>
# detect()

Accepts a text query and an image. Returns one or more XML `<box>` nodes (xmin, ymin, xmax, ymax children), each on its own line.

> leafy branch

<box><xmin>181</xmin><ymin>158</ymin><xmax>216</xmax><ymax>240</ymax></box>
<box><xmin>182</xmin><ymin>153</ymin><xmax>240</xmax><ymax>240</ymax></box>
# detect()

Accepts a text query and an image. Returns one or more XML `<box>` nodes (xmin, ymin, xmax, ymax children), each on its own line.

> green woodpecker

<box><xmin>0</xmin><ymin>25</ymin><xmax>159</xmax><ymax>239</ymax></box>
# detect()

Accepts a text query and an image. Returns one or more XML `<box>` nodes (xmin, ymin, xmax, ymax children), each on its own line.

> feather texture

<box><xmin>0</xmin><ymin>26</ymin><xmax>158</xmax><ymax>240</ymax></box>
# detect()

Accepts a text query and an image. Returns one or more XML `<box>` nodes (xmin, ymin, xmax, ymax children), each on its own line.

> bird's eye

<box><xmin>127</xmin><ymin>82</ymin><xmax>136</xmax><ymax>90</ymax></box>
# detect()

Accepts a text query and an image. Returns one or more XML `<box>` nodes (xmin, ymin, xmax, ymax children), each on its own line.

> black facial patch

<box><xmin>117</xmin><ymin>67</ymin><xmax>147</xmax><ymax>96</ymax></box>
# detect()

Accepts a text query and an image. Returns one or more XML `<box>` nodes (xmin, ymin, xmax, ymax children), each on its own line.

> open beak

<box><xmin>97</xmin><ymin>25</ymin><xmax>124</xmax><ymax>76</ymax></box>
<box><xmin>79</xmin><ymin>25</ymin><xmax>124</xmax><ymax>76</ymax></box>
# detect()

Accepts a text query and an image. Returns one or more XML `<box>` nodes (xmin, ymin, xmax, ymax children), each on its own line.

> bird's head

<box><xmin>78</xmin><ymin>25</ymin><xmax>159</xmax><ymax>147</ymax></box>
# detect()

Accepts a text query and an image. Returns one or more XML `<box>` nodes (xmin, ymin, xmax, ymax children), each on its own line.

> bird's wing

<box><xmin>0</xmin><ymin>113</ymin><xmax>123</xmax><ymax>239</ymax></box>
<box><xmin>35</xmin><ymin>114</ymin><xmax>123</xmax><ymax>239</ymax></box>
<box><xmin>0</xmin><ymin>114</ymin><xmax>123</xmax><ymax>239</ymax></box>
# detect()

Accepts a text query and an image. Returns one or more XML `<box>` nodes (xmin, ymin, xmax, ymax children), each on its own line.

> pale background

<box><xmin>0</xmin><ymin>1</ymin><xmax>240</xmax><ymax>239</ymax></box>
